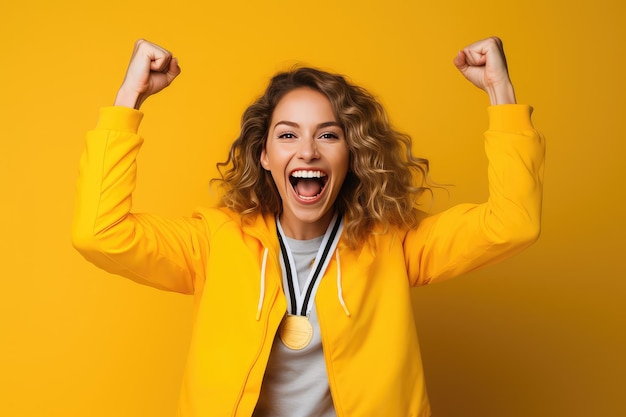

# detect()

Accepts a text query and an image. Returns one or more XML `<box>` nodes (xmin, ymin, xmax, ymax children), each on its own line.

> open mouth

<box><xmin>289</xmin><ymin>170</ymin><xmax>328</xmax><ymax>201</ymax></box>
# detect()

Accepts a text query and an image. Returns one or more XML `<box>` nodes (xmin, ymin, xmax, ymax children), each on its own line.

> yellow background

<box><xmin>1</xmin><ymin>0</ymin><xmax>624</xmax><ymax>416</ymax></box>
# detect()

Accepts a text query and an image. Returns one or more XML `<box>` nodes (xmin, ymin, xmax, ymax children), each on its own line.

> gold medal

<box><xmin>276</xmin><ymin>214</ymin><xmax>343</xmax><ymax>352</ymax></box>
<box><xmin>279</xmin><ymin>315</ymin><xmax>313</xmax><ymax>350</ymax></box>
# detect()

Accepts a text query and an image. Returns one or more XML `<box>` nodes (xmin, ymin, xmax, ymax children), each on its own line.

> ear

<box><xmin>260</xmin><ymin>148</ymin><xmax>270</xmax><ymax>171</ymax></box>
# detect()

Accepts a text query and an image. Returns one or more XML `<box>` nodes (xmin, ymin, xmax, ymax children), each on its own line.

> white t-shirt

<box><xmin>253</xmin><ymin>236</ymin><xmax>336</xmax><ymax>417</ymax></box>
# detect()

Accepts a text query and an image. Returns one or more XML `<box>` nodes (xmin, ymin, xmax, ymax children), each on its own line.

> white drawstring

<box><xmin>335</xmin><ymin>251</ymin><xmax>351</xmax><ymax>317</ymax></box>
<box><xmin>256</xmin><ymin>248</ymin><xmax>269</xmax><ymax>321</ymax></box>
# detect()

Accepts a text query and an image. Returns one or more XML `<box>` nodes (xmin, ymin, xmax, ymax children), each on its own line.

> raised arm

<box><xmin>72</xmin><ymin>40</ymin><xmax>207</xmax><ymax>294</ymax></box>
<box><xmin>405</xmin><ymin>37</ymin><xmax>544</xmax><ymax>286</ymax></box>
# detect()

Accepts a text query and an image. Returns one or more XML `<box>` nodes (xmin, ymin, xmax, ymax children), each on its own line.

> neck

<box><xmin>278</xmin><ymin>210</ymin><xmax>335</xmax><ymax>240</ymax></box>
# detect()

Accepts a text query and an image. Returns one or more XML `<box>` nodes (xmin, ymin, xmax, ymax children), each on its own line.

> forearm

<box><xmin>72</xmin><ymin>107</ymin><xmax>144</xmax><ymax>244</ymax></box>
<box><xmin>483</xmin><ymin>104</ymin><xmax>544</xmax><ymax>240</ymax></box>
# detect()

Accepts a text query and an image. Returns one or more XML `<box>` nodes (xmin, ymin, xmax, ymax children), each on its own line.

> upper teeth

<box><xmin>291</xmin><ymin>170</ymin><xmax>326</xmax><ymax>178</ymax></box>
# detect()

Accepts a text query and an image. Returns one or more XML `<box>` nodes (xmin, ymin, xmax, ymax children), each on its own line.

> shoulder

<box><xmin>192</xmin><ymin>207</ymin><xmax>275</xmax><ymax>238</ymax></box>
<box><xmin>192</xmin><ymin>207</ymin><xmax>241</xmax><ymax>231</ymax></box>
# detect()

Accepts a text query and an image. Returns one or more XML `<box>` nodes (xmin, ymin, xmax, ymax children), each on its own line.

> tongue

<box><xmin>295</xmin><ymin>179</ymin><xmax>322</xmax><ymax>197</ymax></box>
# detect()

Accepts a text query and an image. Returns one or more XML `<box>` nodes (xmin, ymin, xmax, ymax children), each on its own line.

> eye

<box><xmin>278</xmin><ymin>132</ymin><xmax>297</xmax><ymax>139</ymax></box>
<box><xmin>319</xmin><ymin>132</ymin><xmax>340</xmax><ymax>140</ymax></box>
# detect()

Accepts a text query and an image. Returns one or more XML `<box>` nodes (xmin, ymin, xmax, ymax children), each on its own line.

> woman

<box><xmin>73</xmin><ymin>37</ymin><xmax>544</xmax><ymax>417</ymax></box>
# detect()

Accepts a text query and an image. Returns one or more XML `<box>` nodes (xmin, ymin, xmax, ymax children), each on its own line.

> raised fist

<box><xmin>454</xmin><ymin>37</ymin><xmax>516</xmax><ymax>105</ymax></box>
<box><xmin>114</xmin><ymin>39</ymin><xmax>181</xmax><ymax>109</ymax></box>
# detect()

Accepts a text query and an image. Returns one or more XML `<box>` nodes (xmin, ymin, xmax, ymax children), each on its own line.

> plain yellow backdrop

<box><xmin>1</xmin><ymin>0</ymin><xmax>624</xmax><ymax>416</ymax></box>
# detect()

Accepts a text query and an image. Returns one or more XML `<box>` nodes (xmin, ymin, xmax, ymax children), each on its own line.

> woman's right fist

<box><xmin>114</xmin><ymin>39</ymin><xmax>181</xmax><ymax>109</ymax></box>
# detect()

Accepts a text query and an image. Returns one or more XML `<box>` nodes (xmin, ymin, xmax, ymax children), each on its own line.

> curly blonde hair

<box><xmin>215</xmin><ymin>67</ymin><xmax>430</xmax><ymax>248</ymax></box>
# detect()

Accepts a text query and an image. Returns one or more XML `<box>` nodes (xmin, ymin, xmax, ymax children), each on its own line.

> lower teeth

<box><xmin>298</xmin><ymin>194</ymin><xmax>319</xmax><ymax>201</ymax></box>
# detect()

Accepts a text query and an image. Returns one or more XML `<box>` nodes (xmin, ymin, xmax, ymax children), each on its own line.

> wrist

<box><xmin>114</xmin><ymin>87</ymin><xmax>142</xmax><ymax>109</ymax></box>
<box><xmin>486</xmin><ymin>80</ymin><xmax>517</xmax><ymax>105</ymax></box>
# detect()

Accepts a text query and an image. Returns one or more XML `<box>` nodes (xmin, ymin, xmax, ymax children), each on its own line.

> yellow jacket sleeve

<box><xmin>72</xmin><ymin>106</ymin><xmax>209</xmax><ymax>294</ymax></box>
<box><xmin>404</xmin><ymin>104</ymin><xmax>545</xmax><ymax>286</ymax></box>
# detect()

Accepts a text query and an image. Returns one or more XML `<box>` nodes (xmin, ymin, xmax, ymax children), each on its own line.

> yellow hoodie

<box><xmin>72</xmin><ymin>104</ymin><xmax>544</xmax><ymax>417</ymax></box>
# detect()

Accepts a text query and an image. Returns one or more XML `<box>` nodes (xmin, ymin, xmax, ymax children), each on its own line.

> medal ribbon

<box><xmin>276</xmin><ymin>213</ymin><xmax>344</xmax><ymax>316</ymax></box>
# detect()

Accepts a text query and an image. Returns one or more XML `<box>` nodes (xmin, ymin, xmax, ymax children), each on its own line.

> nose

<box><xmin>297</xmin><ymin>137</ymin><xmax>319</xmax><ymax>161</ymax></box>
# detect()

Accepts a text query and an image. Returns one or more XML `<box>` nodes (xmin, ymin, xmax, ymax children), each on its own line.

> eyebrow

<box><xmin>273</xmin><ymin>120</ymin><xmax>342</xmax><ymax>130</ymax></box>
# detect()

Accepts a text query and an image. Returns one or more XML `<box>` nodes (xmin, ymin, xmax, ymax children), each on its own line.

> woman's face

<box><xmin>261</xmin><ymin>87</ymin><xmax>349</xmax><ymax>240</ymax></box>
